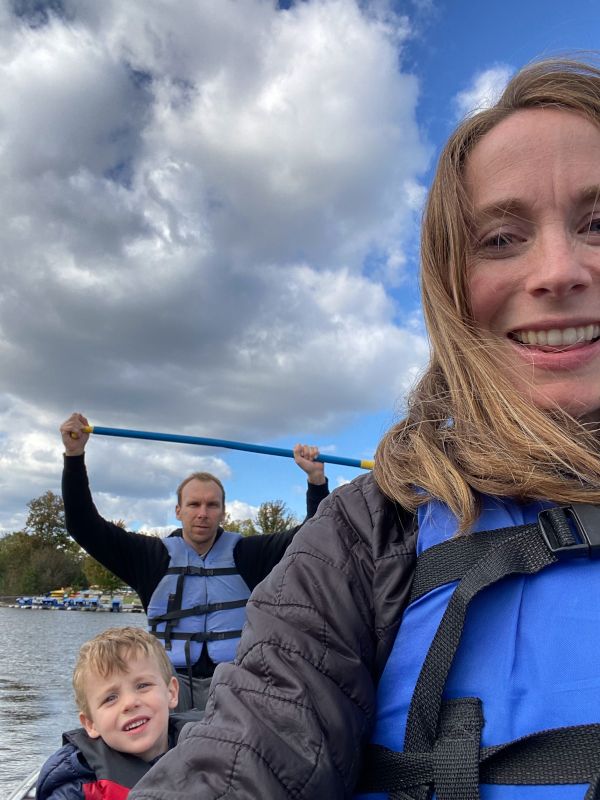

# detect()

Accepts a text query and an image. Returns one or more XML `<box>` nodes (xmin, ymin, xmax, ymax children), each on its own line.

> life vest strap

<box><xmin>408</xmin><ymin>525</ymin><xmax>535</xmax><ymax>604</ymax></box>
<box><xmin>165</xmin><ymin>565</ymin><xmax>240</xmax><ymax>577</ymax></box>
<box><xmin>409</xmin><ymin>503</ymin><xmax>600</xmax><ymax>604</ymax></box>
<box><xmin>159</xmin><ymin>562</ymin><xmax>243</xmax><ymax>651</ymax></box>
<box><xmin>358</xmin><ymin>697</ymin><xmax>483</xmax><ymax>799</ymax></box>
<box><xmin>360</xmin><ymin>503</ymin><xmax>600</xmax><ymax>799</ymax></box>
<box><xmin>152</xmin><ymin>629</ymin><xmax>242</xmax><ymax>643</ymax></box>
<box><xmin>405</xmin><ymin>520</ymin><xmax>562</xmax><ymax>757</ymax></box>
<box><xmin>360</xmin><ymin>717</ymin><xmax>600</xmax><ymax>798</ymax></box>
<box><xmin>148</xmin><ymin>598</ymin><xmax>247</xmax><ymax>624</ymax></box>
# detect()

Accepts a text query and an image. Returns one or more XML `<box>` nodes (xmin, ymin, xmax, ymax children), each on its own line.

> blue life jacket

<box><xmin>147</xmin><ymin>531</ymin><xmax>251</xmax><ymax>669</ymax></box>
<box><xmin>356</xmin><ymin>496</ymin><xmax>600</xmax><ymax>800</ymax></box>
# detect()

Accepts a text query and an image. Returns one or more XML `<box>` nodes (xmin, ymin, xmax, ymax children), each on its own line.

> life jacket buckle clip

<box><xmin>539</xmin><ymin>503</ymin><xmax>600</xmax><ymax>559</ymax></box>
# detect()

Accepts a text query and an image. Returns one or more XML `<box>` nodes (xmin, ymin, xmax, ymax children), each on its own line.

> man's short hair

<box><xmin>73</xmin><ymin>627</ymin><xmax>173</xmax><ymax>717</ymax></box>
<box><xmin>176</xmin><ymin>472</ymin><xmax>226</xmax><ymax>508</ymax></box>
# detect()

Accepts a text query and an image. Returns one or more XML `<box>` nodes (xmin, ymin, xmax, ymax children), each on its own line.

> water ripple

<box><xmin>0</xmin><ymin>607</ymin><xmax>147</xmax><ymax>795</ymax></box>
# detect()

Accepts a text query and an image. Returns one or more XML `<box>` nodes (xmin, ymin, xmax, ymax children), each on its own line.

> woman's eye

<box><xmin>584</xmin><ymin>217</ymin><xmax>600</xmax><ymax>235</ymax></box>
<box><xmin>481</xmin><ymin>231</ymin><xmax>515</xmax><ymax>248</ymax></box>
<box><xmin>472</xmin><ymin>227</ymin><xmax>526</xmax><ymax>258</ymax></box>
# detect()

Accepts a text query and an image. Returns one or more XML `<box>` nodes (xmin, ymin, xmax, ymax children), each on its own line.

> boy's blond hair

<box><xmin>73</xmin><ymin>627</ymin><xmax>173</xmax><ymax>717</ymax></box>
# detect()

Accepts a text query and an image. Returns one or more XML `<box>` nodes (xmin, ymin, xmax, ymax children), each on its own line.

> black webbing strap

<box><xmin>148</xmin><ymin>598</ymin><xmax>247</xmax><ymax>624</ymax></box>
<box><xmin>359</xmin><ymin>503</ymin><xmax>600</xmax><ymax>800</ymax></box>
<box><xmin>358</xmin><ymin>698</ymin><xmax>483</xmax><ymax>800</ymax></box>
<box><xmin>152</xmin><ymin>564</ymin><xmax>243</xmax><ymax>648</ymax></box>
<box><xmin>433</xmin><ymin>699</ymin><xmax>483</xmax><ymax>800</ymax></box>
<box><xmin>405</xmin><ymin>520</ymin><xmax>562</xmax><ymax>756</ymax></box>
<box><xmin>160</xmin><ymin>571</ymin><xmax>187</xmax><ymax>651</ymax></box>
<box><xmin>409</xmin><ymin>504</ymin><xmax>600</xmax><ymax>604</ymax></box>
<box><xmin>360</xmin><ymin>718</ymin><xmax>600</xmax><ymax>798</ymax></box>
<box><xmin>184</xmin><ymin>636</ymin><xmax>195</xmax><ymax>707</ymax></box>
<box><xmin>153</xmin><ymin>629</ymin><xmax>242</xmax><ymax>643</ymax></box>
<box><xmin>408</xmin><ymin>525</ymin><xmax>535</xmax><ymax>604</ymax></box>
<box><xmin>151</xmin><ymin>558</ymin><xmax>246</xmax><ymax>709</ymax></box>
<box><xmin>165</xmin><ymin>565</ymin><xmax>239</xmax><ymax>577</ymax></box>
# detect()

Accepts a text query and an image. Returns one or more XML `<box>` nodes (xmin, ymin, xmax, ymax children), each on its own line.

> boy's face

<box><xmin>79</xmin><ymin>651</ymin><xmax>179</xmax><ymax>762</ymax></box>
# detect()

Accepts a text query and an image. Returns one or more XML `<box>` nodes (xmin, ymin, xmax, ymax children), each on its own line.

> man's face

<box><xmin>79</xmin><ymin>652</ymin><xmax>178</xmax><ymax>763</ymax></box>
<box><xmin>176</xmin><ymin>478</ymin><xmax>225</xmax><ymax>555</ymax></box>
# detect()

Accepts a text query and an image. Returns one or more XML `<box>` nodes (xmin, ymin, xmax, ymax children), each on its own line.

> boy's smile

<box><xmin>80</xmin><ymin>653</ymin><xmax>178</xmax><ymax>762</ymax></box>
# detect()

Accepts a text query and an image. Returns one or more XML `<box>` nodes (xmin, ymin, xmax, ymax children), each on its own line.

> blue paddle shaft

<box><xmin>85</xmin><ymin>425</ymin><xmax>373</xmax><ymax>470</ymax></box>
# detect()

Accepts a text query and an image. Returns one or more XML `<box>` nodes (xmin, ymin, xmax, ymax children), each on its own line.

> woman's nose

<box><xmin>524</xmin><ymin>229</ymin><xmax>592</xmax><ymax>298</ymax></box>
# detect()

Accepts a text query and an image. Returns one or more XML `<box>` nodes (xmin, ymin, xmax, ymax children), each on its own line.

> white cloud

<box><xmin>454</xmin><ymin>65</ymin><xmax>513</xmax><ymax>119</ymax></box>
<box><xmin>0</xmin><ymin>0</ymin><xmax>430</xmax><ymax>532</ymax></box>
<box><xmin>226</xmin><ymin>499</ymin><xmax>260</xmax><ymax>523</ymax></box>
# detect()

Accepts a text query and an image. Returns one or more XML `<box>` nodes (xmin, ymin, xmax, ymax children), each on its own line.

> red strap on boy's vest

<box><xmin>83</xmin><ymin>778</ymin><xmax>130</xmax><ymax>800</ymax></box>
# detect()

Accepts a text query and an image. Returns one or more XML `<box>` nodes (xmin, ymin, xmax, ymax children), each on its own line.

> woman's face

<box><xmin>466</xmin><ymin>108</ymin><xmax>600</xmax><ymax>422</ymax></box>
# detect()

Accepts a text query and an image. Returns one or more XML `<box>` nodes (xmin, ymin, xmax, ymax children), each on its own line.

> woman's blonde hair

<box><xmin>375</xmin><ymin>57</ymin><xmax>600</xmax><ymax>532</ymax></box>
<box><xmin>73</xmin><ymin>627</ymin><xmax>173</xmax><ymax>716</ymax></box>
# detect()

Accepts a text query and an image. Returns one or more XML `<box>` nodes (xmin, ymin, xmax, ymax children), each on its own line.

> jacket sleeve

<box><xmin>62</xmin><ymin>455</ymin><xmax>169</xmax><ymax>607</ymax></box>
<box><xmin>305</xmin><ymin>477</ymin><xmax>329</xmax><ymax>520</ymax></box>
<box><xmin>235</xmin><ymin>479</ymin><xmax>331</xmax><ymax>590</ymax></box>
<box><xmin>36</xmin><ymin>744</ymin><xmax>91</xmax><ymax>800</ymax></box>
<box><xmin>129</xmin><ymin>477</ymin><xmax>389</xmax><ymax>800</ymax></box>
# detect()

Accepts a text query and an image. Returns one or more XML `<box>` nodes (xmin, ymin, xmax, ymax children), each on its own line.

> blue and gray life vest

<box><xmin>147</xmin><ymin>531</ymin><xmax>250</xmax><ymax>670</ymax></box>
<box><xmin>357</xmin><ymin>496</ymin><xmax>600</xmax><ymax>799</ymax></box>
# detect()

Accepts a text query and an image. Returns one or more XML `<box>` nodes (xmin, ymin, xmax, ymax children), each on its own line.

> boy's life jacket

<box><xmin>357</xmin><ymin>496</ymin><xmax>600</xmax><ymax>800</ymax></box>
<box><xmin>146</xmin><ymin>531</ymin><xmax>250</xmax><ymax>671</ymax></box>
<box><xmin>57</xmin><ymin>711</ymin><xmax>204</xmax><ymax>800</ymax></box>
<box><xmin>64</xmin><ymin>728</ymin><xmax>148</xmax><ymax>799</ymax></box>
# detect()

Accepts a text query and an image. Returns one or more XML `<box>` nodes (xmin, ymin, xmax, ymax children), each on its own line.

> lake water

<box><xmin>0</xmin><ymin>606</ymin><xmax>148</xmax><ymax>797</ymax></box>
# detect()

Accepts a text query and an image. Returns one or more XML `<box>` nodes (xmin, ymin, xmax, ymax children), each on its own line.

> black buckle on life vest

<box><xmin>539</xmin><ymin>503</ymin><xmax>600</xmax><ymax>559</ymax></box>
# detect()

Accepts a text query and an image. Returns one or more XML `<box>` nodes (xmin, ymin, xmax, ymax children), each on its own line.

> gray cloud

<box><xmin>0</xmin><ymin>0</ymin><xmax>431</xmax><ymax>531</ymax></box>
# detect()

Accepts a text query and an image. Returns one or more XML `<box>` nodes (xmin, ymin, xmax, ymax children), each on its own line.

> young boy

<box><xmin>36</xmin><ymin>627</ymin><xmax>193</xmax><ymax>800</ymax></box>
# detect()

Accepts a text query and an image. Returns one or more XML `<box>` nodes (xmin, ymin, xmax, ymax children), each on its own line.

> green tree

<box><xmin>255</xmin><ymin>500</ymin><xmax>298</xmax><ymax>535</ymax></box>
<box><xmin>0</xmin><ymin>531</ymin><xmax>35</xmax><ymax>594</ymax></box>
<box><xmin>25</xmin><ymin>490</ymin><xmax>75</xmax><ymax>551</ymax></box>
<box><xmin>224</xmin><ymin>514</ymin><xmax>258</xmax><ymax>538</ymax></box>
<box><xmin>27</xmin><ymin>547</ymin><xmax>86</xmax><ymax>593</ymax></box>
<box><xmin>0</xmin><ymin>530</ymin><xmax>85</xmax><ymax>595</ymax></box>
<box><xmin>224</xmin><ymin>501</ymin><xmax>298</xmax><ymax>538</ymax></box>
<box><xmin>83</xmin><ymin>555</ymin><xmax>124</xmax><ymax>592</ymax></box>
<box><xmin>0</xmin><ymin>489</ymin><xmax>92</xmax><ymax>596</ymax></box>
<box><xmin>82</xmin><ymin>518</ymin><xmax>128</xmax><ymax>591</ymax></box>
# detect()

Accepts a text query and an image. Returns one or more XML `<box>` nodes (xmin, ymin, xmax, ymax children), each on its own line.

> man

<box><xmin>60</xmin><ymin>412</ymin><xmax>329</xmax><ymax>709</ymax></box>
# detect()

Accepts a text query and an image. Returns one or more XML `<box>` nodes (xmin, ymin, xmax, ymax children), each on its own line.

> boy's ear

<box><xmin>168</xmin><ymin>676</ymin><xmax>179</xmax><ymax>710</ymax></box>
<box><xmin>79</xmin><ymin>711</ymin><xmax>101</xmax><ymax>739</ymax></box>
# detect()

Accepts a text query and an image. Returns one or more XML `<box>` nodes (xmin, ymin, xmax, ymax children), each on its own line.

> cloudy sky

<box><xmin>1</xmin><ymin>0</ymin><xmax>597</xmax><ymax>534</ymax></box>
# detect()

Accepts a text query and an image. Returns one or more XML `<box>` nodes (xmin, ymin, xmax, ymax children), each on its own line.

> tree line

<box><xmin>0</xmin><ymin>491</ymin><xmax>298</xmax><ymax>597</ymax></box>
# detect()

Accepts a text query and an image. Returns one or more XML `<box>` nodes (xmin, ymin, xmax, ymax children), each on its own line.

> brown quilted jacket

<box><xmin>129</xmin><ymin>473</ymin><xmax>418</xmax><ymax>799</ymax></box>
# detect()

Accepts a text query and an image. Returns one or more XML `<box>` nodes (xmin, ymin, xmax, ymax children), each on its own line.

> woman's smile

<box><xmin>467</xmin><ymin>108</ymin><xmax>600</xmax><ymax>421</ymax></box>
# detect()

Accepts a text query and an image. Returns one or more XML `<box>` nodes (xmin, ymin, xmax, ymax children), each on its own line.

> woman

<box><xmin>130</xmin><ymin>57</ymin><xmax>600</xmax><ymax>800</ymax></box>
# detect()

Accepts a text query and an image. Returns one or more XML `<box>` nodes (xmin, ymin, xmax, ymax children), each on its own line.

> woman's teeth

<box><xmin>512</xmin><ymin>324</ymin><xmax>600</xmax><ymax>346</ymax></box>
